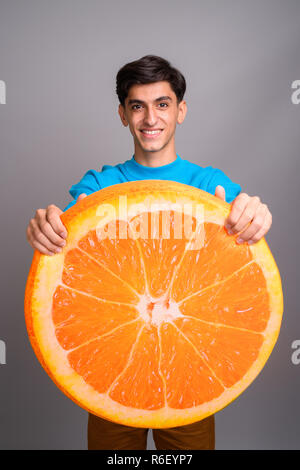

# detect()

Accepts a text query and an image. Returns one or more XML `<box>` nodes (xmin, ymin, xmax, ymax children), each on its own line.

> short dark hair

<box><xmin>116</xmin><ymin>55</ymin><xmax>186</xmax><ymax>107</ymax></box>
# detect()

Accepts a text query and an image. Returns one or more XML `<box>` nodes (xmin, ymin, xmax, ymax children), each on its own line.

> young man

<box><xmin>26</xmin><ymin>55</ymin><xmax>272</xmax><ymax>450</ymax></box>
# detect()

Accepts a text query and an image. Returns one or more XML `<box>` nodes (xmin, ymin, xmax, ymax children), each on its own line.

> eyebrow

<box><xmin>127</xmin><ymin>96</ymin><xmax>172</xmax><ymax>105</ymax></box>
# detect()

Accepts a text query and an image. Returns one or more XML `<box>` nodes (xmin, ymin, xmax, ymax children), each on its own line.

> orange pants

<box><xmin>88</xmin><ymin>413</ymin><xmax>215</xmax><ymax>450</ymax></box>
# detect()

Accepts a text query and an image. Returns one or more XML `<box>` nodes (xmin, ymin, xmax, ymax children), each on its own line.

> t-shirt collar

<box><xmin>123</xmin><ymin>154</ymin><xmax>182</xmax><ymax>180</ymax></box>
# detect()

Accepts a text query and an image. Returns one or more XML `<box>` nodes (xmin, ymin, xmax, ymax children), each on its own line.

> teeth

<box><xmin>142</xmin><ymin>130</ymin><xmax>161</xmax><ymax>134</ymax></box>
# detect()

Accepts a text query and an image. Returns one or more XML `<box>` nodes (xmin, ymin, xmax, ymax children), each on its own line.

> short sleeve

<box><xmin>63</xmin><ymin>169</ymin><xmax>102</xmax><ymax>212</ymax></box>
<box><xmin>207</xmin><ymin>169</ymin><xmax>242</xmax><ymax>203</ymax></box>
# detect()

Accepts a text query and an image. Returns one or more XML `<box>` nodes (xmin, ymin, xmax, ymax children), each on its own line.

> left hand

<box><xmin>214</xmin><ymin>185</ymin><xmax>272</xmax><ymax>245</ymax></box>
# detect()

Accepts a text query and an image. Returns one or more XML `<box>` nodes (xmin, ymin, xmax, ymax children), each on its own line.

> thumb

<box><xmin>76</xmin><ymin>193</ymin><xmax>87</xmax><ymax>203</ymax></box>
<box><xmin>214</xmin><ymin>185</ymin><xmax>226</xmax><ymax>201</ymax></box>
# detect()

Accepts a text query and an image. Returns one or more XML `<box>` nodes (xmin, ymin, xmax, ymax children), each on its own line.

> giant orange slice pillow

<box><xmin>24</xmin><ymin>180</ymin><xmax>283</xmax><ymax>428</ymax></box>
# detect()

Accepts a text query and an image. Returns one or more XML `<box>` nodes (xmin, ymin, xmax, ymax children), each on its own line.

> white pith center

<box><xmin>137</xmin><ymin>293</ymin><xmax>184</xmax><ymax>326</ymax></box>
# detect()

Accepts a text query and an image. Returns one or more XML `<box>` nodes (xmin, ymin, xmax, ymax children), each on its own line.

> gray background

<box><xmin>0</xmin><ymin>0</ymin><xmax>299</xmax><ymax>449</ymax></box>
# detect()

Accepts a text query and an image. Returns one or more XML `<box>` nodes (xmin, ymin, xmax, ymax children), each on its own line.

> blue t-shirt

<box><xmin>63</xmin><ymin>154</ymin><xmax>241</xmax><ymax>212</ymax></box>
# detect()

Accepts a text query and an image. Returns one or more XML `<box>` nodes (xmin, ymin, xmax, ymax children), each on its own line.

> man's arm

<box><xmin>63</xmin><ymin>169</ymin><xmax>102</xmax><ymax>212</ymax></box>
<box><xmin>215</xmin><ymin>185</ymin><xmax>272</xmax><ymax>245</ymax></box>
<box><xmin>26</xmin><ymin>193</ymin><xmax>87</xmax><ymax>255</ymax></box>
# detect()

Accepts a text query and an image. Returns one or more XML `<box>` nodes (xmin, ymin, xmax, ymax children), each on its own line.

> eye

<box><xmin>158</xmin><ymin>102</ymin><xmax>168</xmax><ymax>108</ymax></box>
<box><xmin>132</xmin><ymin>104</ymin><xmax>142</xmax><ymax>110</ymax></box>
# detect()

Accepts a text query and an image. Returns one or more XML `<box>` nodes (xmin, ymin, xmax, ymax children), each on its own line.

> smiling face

<box><xmin>118</xmin><ymin>81</ymin><xmax>187</xmax><ymax>158</ymax></box>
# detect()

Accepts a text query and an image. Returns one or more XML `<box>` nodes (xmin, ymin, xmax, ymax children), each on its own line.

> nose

<box><xmin>143</xmin><ymin>107</ymin><xmax>158</xmax><ymax>126</ymax></box>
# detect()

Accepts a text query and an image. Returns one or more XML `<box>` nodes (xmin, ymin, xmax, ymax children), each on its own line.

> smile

<box><xmin>140</xmin><ymin>129</ymin><xmax>163</xmax><ymax>138</ymax></box>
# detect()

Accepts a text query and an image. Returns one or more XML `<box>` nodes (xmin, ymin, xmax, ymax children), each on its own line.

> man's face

<box><xmin>118</xmin><ymin>81</ymin><xmax>187</xmax><ymax>154</ymax></box>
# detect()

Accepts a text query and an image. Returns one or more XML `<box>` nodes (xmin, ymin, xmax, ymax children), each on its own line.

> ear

<box><xmin>177</xmin><ymin>100</ymin><xmax>187</xmax><ymax>125</ymax></box>
<box><xmin>118</xmin><ymin>104</ymin><xmax>128</xmax><ymax>127</ymax></box>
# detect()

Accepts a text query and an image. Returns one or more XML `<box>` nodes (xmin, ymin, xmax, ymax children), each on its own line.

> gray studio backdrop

<box><xmin>0</xmin><ymin>0</ymin><xmax>299</xmax><ymax>450</ymax></box>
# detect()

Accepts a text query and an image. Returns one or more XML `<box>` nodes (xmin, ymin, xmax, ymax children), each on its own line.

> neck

<box><xmin>133</xmin><ymin>141</ymin><xmax>177</xmax><ymax>168</ymax></box>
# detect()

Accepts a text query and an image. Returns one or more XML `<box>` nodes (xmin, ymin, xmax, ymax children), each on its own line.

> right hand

<box><xmin>26</xmin><ymin>193</ymin><xmax>87</xmax><ymax>255</ymax></box>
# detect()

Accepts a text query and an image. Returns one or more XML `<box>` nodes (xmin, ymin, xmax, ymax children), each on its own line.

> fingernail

<box><xmin>236</xmin><ymin>238</ymin><xmax>243</xmax><ymax>244</ymax></box>
<box><xmin>248</xmin><ymin>240</ymin><xmax>254</xmax><ymax>245</ymax></box>
<box><xmin>60</xmin><ymin>232</ymin><xmax>67</xmax><ymax>239</ymax></box>
<box><xmin>60</xmin><ymin>240</ymin><xmax>66</xmax><ymax>246</ymax></box>
<box><xmin>56</xmin><ymin>247</ymin><xmax>62</xmax><ymax>253</ymax></box>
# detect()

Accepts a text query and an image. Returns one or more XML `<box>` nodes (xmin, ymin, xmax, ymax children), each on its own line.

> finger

<box><xmin>45</xmin><ymin>205</ymin><xmax>68</xmax><ymax>241</ymax></box>
<box><xmin>226</xmin><ymin>195</ymin><xmax>259</xmax><ymax>234</ymax></box>
<box><xmin>214</xmin><ymin>185</ymin><xmax>226</xmax><ymax>201</ymax></box>
<box><xmin>29</xmin><ymin>219</ymin><xmax>64</xmax><ymax>252</ymax></box>
<box><xmin>236</xmin><ymin>204</ymin><xmax>269</xmax><ymax>244</ymax></box>
<box><xmin>233</xmin><ymin>196</ymin><xmax>262</xmax><ymax>234</ymax></box>
<box><xmin>31</xmin><ymin>239</ymin><xmax>57</xmax><ymax>256</ymax></box>
<box><xmin>27</xmin><ymin>227</ymin><xmax>58</xmax><ymax>256</ymax></box>
<box><xmin>76</xmin><ymin>193</ymin><xmax>87</xmax><ymax>203</ymax></box>
<box><xmin>245</xmin><ymin>209</ymin><xmax>272</xmax><ymax>244</ymax></box>
<box><xmin>36</xmin><ymin>217</ymin><xmax>66</xmax><ymax>248</ymax></box>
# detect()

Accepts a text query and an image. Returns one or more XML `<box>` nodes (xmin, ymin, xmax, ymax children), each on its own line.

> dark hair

<box><xmin>116</xmin><ymin>55</ymin><xmax>186</xmax><ymax>107</ymax></box>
